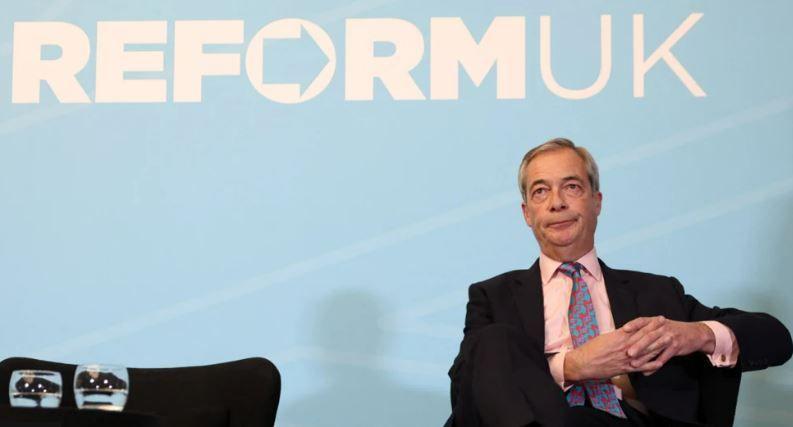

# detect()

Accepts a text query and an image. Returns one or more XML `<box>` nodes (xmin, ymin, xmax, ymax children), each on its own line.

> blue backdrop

<box><xmin>1</xmin><ymin>1</ymin><xmax>792</xmax><ymax>426</ymax></box>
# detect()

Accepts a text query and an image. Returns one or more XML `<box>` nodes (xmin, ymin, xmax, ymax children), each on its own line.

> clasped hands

<box><xmin>564</xmin><ymin>316</ymin><xmax>716</xmax><ymax>382</ymax></box>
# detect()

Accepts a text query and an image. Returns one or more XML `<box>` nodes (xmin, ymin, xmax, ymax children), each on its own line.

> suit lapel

<box><xmin>509</xmin><ymin>259</ymin><xmax>545</xmax><ymax>345</ymax></box>
<box><xmin>599</xmin><ymin>259</ymin><xmax>638</xmax><ymax>328</ymax></box>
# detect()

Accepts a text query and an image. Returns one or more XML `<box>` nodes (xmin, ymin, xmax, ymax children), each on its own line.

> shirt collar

<box><xmin>539</xmin><ymin>247</ymin><xmax>602</xmax><ymax>286</ymax></box>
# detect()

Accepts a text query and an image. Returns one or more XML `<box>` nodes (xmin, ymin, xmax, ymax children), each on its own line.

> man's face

<box><xmin>520</xmin><ymin>148</ymin><xmax>602</xmax><ymax>261</ymax></box>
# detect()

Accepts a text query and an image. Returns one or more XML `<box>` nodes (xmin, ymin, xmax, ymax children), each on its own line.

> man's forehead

<box><xmin>526</xmin><ymin>149</ymin><xmax>587</xmax><ymax>181</ymax></box>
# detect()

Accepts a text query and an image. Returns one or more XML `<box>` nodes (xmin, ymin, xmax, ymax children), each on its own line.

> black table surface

<box><xmin>0</xmin><ymin>406</ymin><xmax>162</xmax><ymax>427</ymax></box>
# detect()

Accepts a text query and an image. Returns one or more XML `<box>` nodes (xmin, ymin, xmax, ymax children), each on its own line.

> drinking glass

<box><xmin>73</xmin><ymin>364</ymin><xmax>129</xmax><ymax>411</ymax></box>
<box><xmin>9</xmin><ymin>370</ymin><xmax>63</xmax><ymax>408</ymax></box>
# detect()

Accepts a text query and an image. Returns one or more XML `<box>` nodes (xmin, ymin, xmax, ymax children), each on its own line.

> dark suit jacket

<box><xmin>447</xmin><ymin>259</ymin><xmax>792</xmax><ymax>426</ymax></box>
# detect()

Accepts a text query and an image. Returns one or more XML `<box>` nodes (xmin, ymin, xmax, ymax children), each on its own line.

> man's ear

<box><xmin>521</xmin><ymin>202</ymin><xmax>533</xmax><ymax>227</ymax></box>
<box><xmin>594</xmin><ymin>192</ymin><xmax>603</xmax><ymax>216</ymax></box>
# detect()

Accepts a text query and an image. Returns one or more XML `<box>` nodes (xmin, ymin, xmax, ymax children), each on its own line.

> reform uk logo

<box><xmin>9</xmin><ymin>14</ymin><xmax>705</xmax><ymax>104</ymax></box>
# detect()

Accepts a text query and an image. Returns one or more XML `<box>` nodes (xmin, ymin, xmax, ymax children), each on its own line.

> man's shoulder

<box><xmin>609</xmin><ymin>266</ymin><xmax>674</xmax><ymax>281</ymax></box>
<box><xmin>470</xmin><ymin>269</ymin><xmax>532</xmax><ymax>290</ymax></box>
<box><xmin>603</xmin><ymin>263</ymin><xmax>682</xmax><ymax>292</ymax></box>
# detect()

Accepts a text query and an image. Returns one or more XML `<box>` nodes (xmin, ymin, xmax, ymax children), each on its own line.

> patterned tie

<box><xmin>559</xmin><ymin>262</ymin><xmax>626</xmax><ymax>418</ymax></box>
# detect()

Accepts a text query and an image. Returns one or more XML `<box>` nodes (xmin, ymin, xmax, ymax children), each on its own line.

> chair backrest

<box><xmin>0</xmin><ymin>357</ymin><xmax>281</xmax><ymax>427</ymax></box>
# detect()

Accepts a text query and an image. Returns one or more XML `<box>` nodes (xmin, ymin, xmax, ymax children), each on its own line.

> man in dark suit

<box><xmin>446</xmin><ymin>138</ymin><xmax>792</xmax><ymax>427</ymax></box>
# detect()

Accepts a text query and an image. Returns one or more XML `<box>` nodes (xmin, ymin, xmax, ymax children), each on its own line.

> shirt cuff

<box><xmin>701</xmin><ymin>320</ymin><xmax>739</xmax><ymax>368</ymax></box>
<box><xmin>547</xmin><ymin>349</ymin><xmax>574</xmax><ymax>391</ymax></box>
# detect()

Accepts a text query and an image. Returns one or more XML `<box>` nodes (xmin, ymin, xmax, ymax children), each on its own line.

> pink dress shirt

<box><xmin>541</xmin><ymin>248</ymin><xmax>739</xmax><ymax>398</ymax></box>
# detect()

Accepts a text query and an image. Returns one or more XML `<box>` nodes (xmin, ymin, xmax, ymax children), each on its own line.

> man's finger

<box><xmin>642</xmin><ymin>368</ymin><xmax>660</xmax><ymax>376</ymax></box>
<box><xmin>632</xmin><ymin>360</ymin><xmax>662</xmax><ymax>375</ymax></box>
<box><xmin>630</xmin><ymin>343</ymin><xmax>664</xmax><ymax>368</ymax></box>
<box><xmin>625</xmin><ymin>318</ymin><xmax>666</xmax><ymax>351</ymax></box>
<box><xmin>622</xmin><ymin>317</ymin><xmax>653</xmax><ymax>333</ymax></box>
<box><xmin>627</xmin><ymin>328</ymin><xmax>666</xmax><ymax>357</ymax></box>
<box><xmin>653</xmin><ymin>344</ymin><xmax>678</xmax><ymax>367</ymax></box>
<box><xmin>624</xmin><ymin>316</ymin><xmax>666</xmax><ymax>340</ymax></box>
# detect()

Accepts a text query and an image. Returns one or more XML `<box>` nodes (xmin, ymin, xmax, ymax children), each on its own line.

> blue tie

<box><xmin>559</xmin><ymin>262</ymin><xmax>625</xmax><ymax>418</ymax></box>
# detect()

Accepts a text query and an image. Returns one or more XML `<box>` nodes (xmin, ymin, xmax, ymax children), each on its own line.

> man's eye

<box><xmin>531</xmin><ymin>188</ymin><xmax>548</xmax><ymax>201</ymax></box>
<box><xmin>565</xmin><ymin>183</ymin><xmax>584</xmax><ymax>195</ymax></box>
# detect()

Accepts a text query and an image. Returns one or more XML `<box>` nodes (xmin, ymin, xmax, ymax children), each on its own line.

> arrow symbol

<box><xmin>246</xmin><ymin>19</ymin><xmax>337</xmax><ymax>104</ymax></box>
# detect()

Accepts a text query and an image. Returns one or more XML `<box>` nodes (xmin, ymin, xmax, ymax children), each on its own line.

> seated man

<box><xmin>446</xmin><ymin>138</ymin><xmax>792</xmax><ymax>427</ymax></box>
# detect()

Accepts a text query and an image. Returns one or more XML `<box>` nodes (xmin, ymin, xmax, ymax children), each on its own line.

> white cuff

<box><xmin>547</xmin><ymin>349</ymin><xmax>574</xmax><ymax>391</ymax></box>
<box><xmin>701</xmin><ymin>320</ymin><xmax>739</xmax><ymax>368</ymax></box>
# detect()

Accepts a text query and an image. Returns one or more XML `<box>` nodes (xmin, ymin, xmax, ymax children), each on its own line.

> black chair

<box><xmin>0</xmin><ymin>357</ymin><xmax>281</xmax><ymax>427</ymax></box>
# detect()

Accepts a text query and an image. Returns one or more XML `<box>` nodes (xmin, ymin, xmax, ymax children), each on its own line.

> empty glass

<box><xmin>9</xmin><ymin>370</ymin><xmax>63</xmax><ymax>408</ymax></box>
<box><xmin>74</xmin><ymin>364</ymin><xmax>129</xmax><ymax>411</ymax></box>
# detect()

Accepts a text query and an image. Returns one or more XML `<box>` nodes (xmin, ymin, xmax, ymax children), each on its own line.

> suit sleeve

<box><xmin>448</xmin><ymin>283</ymin><xmax>494</xmax><ymax>409</ymax></box>
<box><xmin>671</xmin><ymin>277</ymin><xmax>793</xmax><ymax>371</ymax></box>
<box><xmin>463</xmin><ymin>283</ymin><xmax>493</xmax><ymax>334</ymax></box>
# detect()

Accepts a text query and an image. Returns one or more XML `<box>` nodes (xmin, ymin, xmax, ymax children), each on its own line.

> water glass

<box><xmin>74</xmin><ymin>364</ymin><xmax>129</xmax><ymax>411</ymax></box>
<box><xmin>9</xmin><ymin>370</ymin><xmax>63</xmax><ymax>408</ymax></box>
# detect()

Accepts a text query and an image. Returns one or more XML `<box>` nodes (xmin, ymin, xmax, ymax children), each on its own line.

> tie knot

<box><xmin>558</xmin><ymin>262</ymin><xmax>583</xmax><ymax>278</ymax></box>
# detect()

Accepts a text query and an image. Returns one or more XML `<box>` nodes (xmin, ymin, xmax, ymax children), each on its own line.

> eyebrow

<box><xmin>561</xmin><ymin>175</ymin><xmax>584</xmax><ymax>183</ymax></box>
<box><xmin>528</xmin><ymin>179</ymin><xmax>549</xmax><ymax>190</ymax></box>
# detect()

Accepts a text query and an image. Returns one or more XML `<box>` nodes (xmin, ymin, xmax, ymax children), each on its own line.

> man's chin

<box><xmin>544</xmin><ymin>230</ymin><xmax>579</xmax><ymax>247</ymax></box>
<box><xmin>548</xmin><ymin>240</ymin><xmax>577</xmax><ymax>250</ymax></box>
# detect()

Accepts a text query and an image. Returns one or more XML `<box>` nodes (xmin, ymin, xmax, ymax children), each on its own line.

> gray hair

<box><xmin>518</xmin><ymin>137</ymin><xmax>600</xmax><ymax>202</ymax></box>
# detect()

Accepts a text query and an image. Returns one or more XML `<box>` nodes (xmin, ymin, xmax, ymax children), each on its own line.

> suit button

<box><xmin>720</xmin><ymin>355</ymin><xmax>726</xmax><ymax>362</ymax></box>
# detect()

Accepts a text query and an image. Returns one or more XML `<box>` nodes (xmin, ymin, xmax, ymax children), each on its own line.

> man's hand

<box><xmin>564</xmin><ymin>328</ymin><xmax>664</xmax><ymax>382</ymax></box>
<box><xmin>622</xmin><ymin>316</ymin><xmax>716</xmax><ymax>375</ymax></box>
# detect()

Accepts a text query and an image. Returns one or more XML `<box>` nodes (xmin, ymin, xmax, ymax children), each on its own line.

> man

<box><xmin>446</xmin><ymin>138</ymin><xmax>792</xmax><ymax>427</ymax></box>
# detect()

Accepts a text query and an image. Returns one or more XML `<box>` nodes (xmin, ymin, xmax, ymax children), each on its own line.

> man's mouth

<box><xmin>547</xmin><ymin>218</ymin><xmax>577</xmax><ymax>229</ymax></box>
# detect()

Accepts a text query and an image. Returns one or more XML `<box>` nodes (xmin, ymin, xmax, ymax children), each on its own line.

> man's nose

<box><xmin>548</xmin><ymin>188</ymin><xmax>568</xmax><ymax>212</ymax></box>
